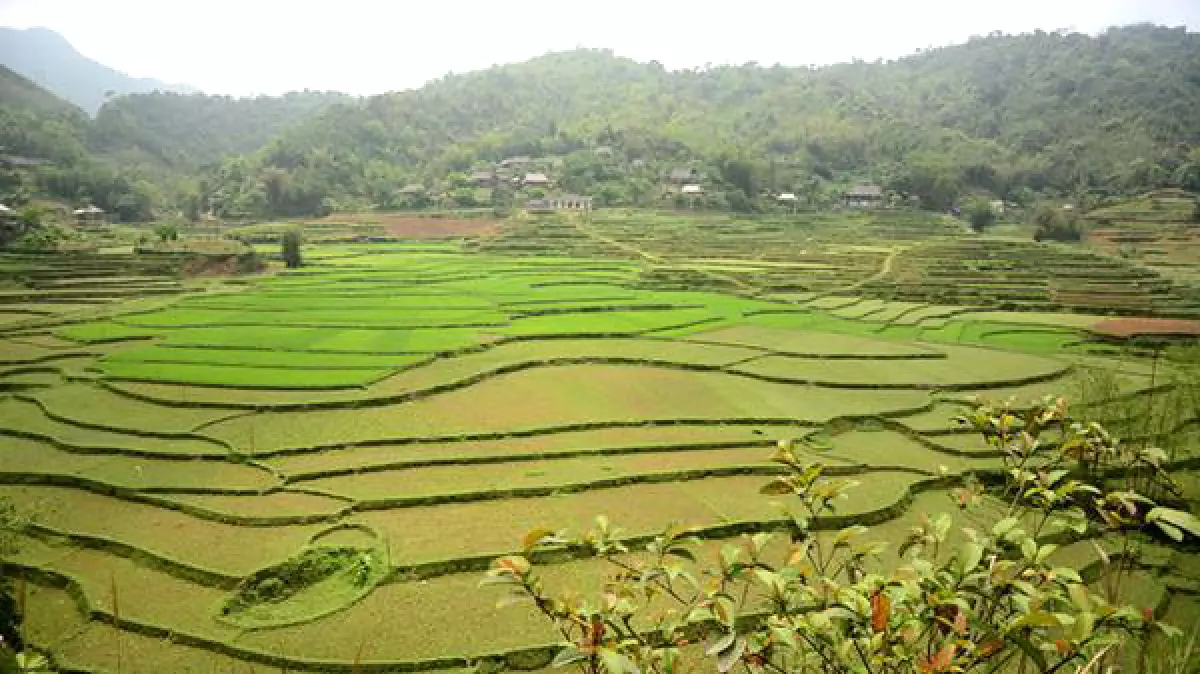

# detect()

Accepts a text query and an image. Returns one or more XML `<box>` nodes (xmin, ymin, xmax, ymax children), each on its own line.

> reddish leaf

<box><xmin>978</xmin><ymin>639</ymin><xmax>1004</xmax><ymax>658</ymax></box>
<box><xmin>870</xmin><ymin>591</ymin><xmax>891</xmax><ymax>633</ymax></box>
<box><xmin>1054</xmin><ymin>639</ymin><xmax>1072</xmax><ymax>655</ymax></box>
<box><xmin>953</xmin><ymin>608</ymin><xmax>968</xmax><ymax>635</ymax></box>
<box><xmin>918</xmin><ymin>642</ymin><xmax>957</xmax><ymax>673</ymax></box>
<box><xmin>583</xmin><ymin>617</ymin><xmax>606</xmax><ymax>649</ymax></box>
<box><xmin>1141</xmin><ymin>607</ymin><xmax>1155</xmax><ymax>623</ymax></box>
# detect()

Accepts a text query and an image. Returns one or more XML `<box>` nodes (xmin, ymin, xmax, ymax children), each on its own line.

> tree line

<box><xmin>2</xmin><ymin>24</ymin><xmax>1199</xmax><ymax>222</ymax></box>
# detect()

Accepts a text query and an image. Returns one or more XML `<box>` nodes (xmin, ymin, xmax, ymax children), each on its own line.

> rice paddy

<box><xmin>1</xmin><ymin>211</ymin><xmax>1197</xmax><ymax>673</ymax></box>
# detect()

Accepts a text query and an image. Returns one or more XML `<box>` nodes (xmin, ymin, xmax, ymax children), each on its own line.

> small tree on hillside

<box><xmin>154</xmin><ymin>223</ymin><xmax>179</xmax><ymax>243</ymax></box>
<box><xmin>281</xmin><ymin>229</ymin><xmax>303</xmax><ymax>268</ymax></box>
<box><xmin>966</xmin><ymin>199</ymin><xmax>997</xmax><ymax>233</ymax></box>
<box><xmin>1033</xmin><ymin>205</ymin><xmax>1084</xmax><ymax>242</ymax></box>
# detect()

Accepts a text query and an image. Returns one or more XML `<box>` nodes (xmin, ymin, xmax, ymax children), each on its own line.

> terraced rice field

<box><xmin>858</xmin><ymin>237</ymin><xmax>1200</xmax><ymax>318</ymax></box>
<box><xmin>0</xmin><ymin>228</ymin><xmax>1196</xmax><ymax>673</ymax></box>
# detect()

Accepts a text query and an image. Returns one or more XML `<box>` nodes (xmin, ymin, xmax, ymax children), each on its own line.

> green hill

<box><xmin>203</xmin><ymin>24</ymin><xmax>1198</xmax><ymax>216</ymax></box>
<box><xmin>89</xmin><ymin>90</ymin><xmax>354</xmax><ymax>170</ymax></box>
<box><xmin>0</xmin><ymin>64</ymin><xmax>90</xmax><ymax>163</ymax></box>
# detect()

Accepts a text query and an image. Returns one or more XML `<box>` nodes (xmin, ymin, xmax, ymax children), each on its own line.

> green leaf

<box><xmin>1035</xmin><ymin>543</ymin><xmax>1058</xmax><ymax>564</ymax></box>
<box><xmin>550</xmin><ymin>645</ymin><xmax>590</xmax><ymax>668</ymax></box>
<box><xmin>598</xmin><ymin>648</ymin><xmax>638</xmax><ymax>674</ymax></box>
<box><xmin>957</xmin><ymin>542</ymin><xmax>984</xmax><ymax>575</ymax></box>
<box><xmin>759</xmin><ymin>478</ymin><xmax>794</xmax><ymax>495</ymax></box>
<box><xmin>1072</xmin><ymin>611</ymin><xmax>1096</xmax><ymax>642</ymax></box>
<box><xmin>706</xmin><ymin>631</ymin><xmax>737</xmax><ymax>656</ymax></box>
<box><xmin>1021</xmin><ymin>537</ymin><xmax>1038</xmax><ymax>562</ymax></box>
<box><xmin>1045</xmin><ymin>469</ymin><xmax>1069</xmax><ymax>486</ymax></box>
<box><xmin>992</xmin><ymin>516</ymin><xmax>1020</xmax><ymax>538</ymax></box>
<box><xmin>834</xmin><ymin>525</ymin><xmax>868</xmax><ymax>546</ymax></box>
<box><xmin>1154</xmin><ymin>520</ymin><xmax>1184</xmax><ymax>542</ymax></box>
<box><xmin>1056</xmin><ymin>567</ymin><xmax>1083</xmax><ymax>584</ymax></box>
<box><xmin>716</xmin><ymin>637</ymin><xmax>747</xmax><ymax>674</ymax></box>
<box><xmin>1147</xmin><ymin>507</ymin><xmax>1200</xmax><ymax>539</ymax></box>
<box><xmin>1012</xmin><ymin>634</ymin><xmax>1049</xmax><ymax>671</ymax></box>
<box><xmin>1007</xmin><ymin>611</ymin><xmax>1061</xmax><ymax>631</ymax></box>
<box><xmin>523</xmin><ymin>527</ymin><xmax>557</xmax><ymax>552</ymax></box>
<box><xmin>751</xmin><ymin>532</ymin><xmax>773</xmax><ymax>553</ymax></box>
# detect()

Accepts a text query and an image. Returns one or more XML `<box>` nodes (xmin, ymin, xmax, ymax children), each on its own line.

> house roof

<box><xmin>399</xmin><ymin>184</ymin><xmax>425</xmax><ymax>194</ymax></box>
<box><xmin>777</xmin><ymin>193</ymin><xmax>797</xmax><ymax>201</ymax></box>
<box><xmin>668</xmin><ymin>168</ymin><xmax>696</xmax><ymax>182</ymax></box>
<box><xmin>524</xmin><ymin>172</ymin><xmax>550</xmax><ymax>183</ymax></box>
<box><xmin>470</xmin><ymin>171</ymin><xmax>495</xmax><ymax>180</ymax></box>
<box><xmin>73</xmin><ymin>205</ymin><xmax>104</xmax><ymax>215</ymax></box>
<box><xmin>0</xmin><ymin>203</ymin><xmax>10</xmax><ymax>213</ymax></box>
<box><xmin>501</xmin><ymin>156</ymin><xmax>532</xmax><ymax>166</ymax></box>
<box><xmin>845</xmin><ymin>185</ymin><xmax>883</xmax><ymax>198</ymax></box>
<box><xmin>0</xmin><ymin>155</ymin><xmax>51</xmax><ymax>167</ymax></box>
<box><xmin>681</xmin><ymin>184</ymin><xmax>704</xmax><ymax>194</ymax></box>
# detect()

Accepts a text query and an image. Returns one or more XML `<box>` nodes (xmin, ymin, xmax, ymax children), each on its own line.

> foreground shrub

<box><xmin>485</xmin><ymin>397</ymin><xmax>1198</xmax><ymax>673</ymax></box>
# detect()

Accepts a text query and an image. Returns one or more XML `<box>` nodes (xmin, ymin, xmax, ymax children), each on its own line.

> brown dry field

<box><xmin>1092</xmin><ymin>317</ymin><xmax>1200</xmax><ymax>337</ymax></box>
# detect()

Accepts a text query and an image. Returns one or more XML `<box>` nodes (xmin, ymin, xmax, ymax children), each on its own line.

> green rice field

<box><xmin>0</xmin><ymin>214</ymin><xmax>1197</xmax><ymax>673</ymax></box>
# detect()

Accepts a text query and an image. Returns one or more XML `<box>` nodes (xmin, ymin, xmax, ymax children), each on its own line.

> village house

<box><xmin>522</xmin><ymin>172</ymin><xmax>551</xmax><ymax>188</ymax></box>
<box><xmin>500</xmin><ymin>156</ymin><xmax>533</xmax><ymax>168</ymax></box>
<box><xmin>0</xmin><ymin>155</ymin><xmax>51</xmax><ymax>169</ymax></box>
<box><xmin>667</xmin><ymin>168</ymin><xmax>699</xmax><ymax>184</ymax></box>
<box><xmin>470</xmin><ymin>171</ymin><xmax>497</xmax><ymax>187</ymax></box>
<box><xmin>526</xmin><ymin>195</ymin><xmax>593</xmax><ymax>213</ymax></box>
<box><xmin>681</xmin><ymin>184</ymin><xmax>705</xmax><ymax>196</ymax></box>
<box><xmin>73</xmin><ymin>205</ymin><xmax>106</xmax><ymax>226</ymax></box>
<box><xmin>843</xmin><ymin>184</ymin><xmax>884</xmax><ymax>209</ymax></box>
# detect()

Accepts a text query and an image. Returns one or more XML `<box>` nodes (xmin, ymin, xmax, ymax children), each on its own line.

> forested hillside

<box><xmin>202</xmin><ymin>23</ymin><xmax>1199</xmax><ymax>217</ymax></box>
<box><xmin>0</xmin><ymin>72</ymin><xmax>349</xmax><ymax>221</ymax></box>
<box><xmin>89</xmin><ymin>90</ymin><xmax>353</xmax><ymax>169</ymax></box>
<box><xmin>0</xmin><ymin>65</ymin><xmax>90</xmax><ymax>163</ymax></box>
<box><xmin>0</xmin><ymin>27</ymin><xmax>197</xmax><ymax>115</ymax></box>
<box><xmin>3</xmin><ymin>23</ymin><xmax>1199</xmax><ymax>221</ymax></box>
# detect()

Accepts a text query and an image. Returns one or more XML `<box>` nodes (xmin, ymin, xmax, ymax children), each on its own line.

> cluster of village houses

<box><xmin>397</xmin><ymin>155</ymin><xmax>890</xmax><ymax>214</ymax></box>
<box><xmin>0</xmin><ymin>151</ymin><xmax>893</xmax><ymax>226</ymax></box>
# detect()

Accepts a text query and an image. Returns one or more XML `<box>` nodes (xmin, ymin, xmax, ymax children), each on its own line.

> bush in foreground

<box><xmin>486</xmin><ymin>398</ymin><xmax>1198</xmax><ymax>673</ymax></box>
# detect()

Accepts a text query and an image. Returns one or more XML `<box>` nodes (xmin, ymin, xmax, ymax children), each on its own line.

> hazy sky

<box><xmin>1</xmin><ymin>0</ymin><xmax>1197</xmax><ymax>96</ymax></box>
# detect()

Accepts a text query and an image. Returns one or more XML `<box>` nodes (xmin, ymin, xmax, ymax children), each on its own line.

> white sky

<box><xmin>1</xmin><ymin>0</ymin><xmax>1197</xmax><ymax>96</ymax></box>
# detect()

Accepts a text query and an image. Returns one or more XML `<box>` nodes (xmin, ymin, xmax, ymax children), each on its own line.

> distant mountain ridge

<box><xmin>0</xmin><ymin>26</ymin><xmax>198</xmax><ymax>115</ymax></box>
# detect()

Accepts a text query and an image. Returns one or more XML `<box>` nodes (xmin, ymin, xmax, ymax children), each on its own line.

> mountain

<box><xmin>0</xmin><ymin>64</ymin><xmax>90</xmax><ymax>163</ymax></box>
<box><xmin>89</xmin><ymin>90</ymin><xmax>355</xmax><ymax>169</ymax></box>
<box><xmin>0</xmin><ymin>26</ymin><xmax>198</xmax><ymax>115</ymax></box>
<box><xmin>201</xmin><ymin>23</ymin><xmax>1198</xmax><ymax>216</ymax></box>
<box><xmin>0</xmin><ymin>60</ymin><xmax>352</xmax><ymax>223</ymax></box>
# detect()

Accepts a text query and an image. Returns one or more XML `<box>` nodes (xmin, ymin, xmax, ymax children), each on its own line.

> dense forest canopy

<box><xmin>2</xmin><ymin>23</ymin><xmax>1198</xmax><ymax>220</ymax></box>
<box><xmin>89</xmin><ymin>90</ymin><xmax>354</xmax><ymax>170</ymax></box>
